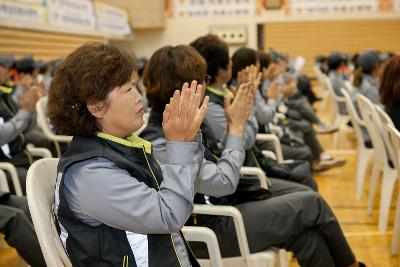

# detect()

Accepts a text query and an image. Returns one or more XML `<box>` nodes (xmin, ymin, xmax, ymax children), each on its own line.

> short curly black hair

<box><xmin>48</xmin><ymin>42</ymin><xmax>136</xmax><ymax>136</ymax></box>
<box><xmin>190</xmin><ymin>34</ymin><xmax>229</xmax><ymax>84</ymax></box>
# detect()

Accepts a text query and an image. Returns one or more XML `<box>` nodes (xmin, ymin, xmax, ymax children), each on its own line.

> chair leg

<box><xmin>355</xmin><ymin>148</ymin><xmax>372</xmax><ymax>200</ymax></box>
<box><xmin>368</xmin><ymin>161</ymin><xmax>382</xmax><ymax>215</ymax></box>
<box><xmin>378</xmin><ymin>168</ymin><xmax>397</xmax><ymax>232</ymax></box>
<box><xmin>391</xmin><ymin>185</ymin><xmax>400</xmax><ymax>255</ymax></box>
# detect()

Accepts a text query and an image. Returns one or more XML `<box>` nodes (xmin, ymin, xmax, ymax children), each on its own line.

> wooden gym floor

<box><xmin>1</xmin><ymin>84</ymin><xmax>400</xmax><ymax>266</ymax></box>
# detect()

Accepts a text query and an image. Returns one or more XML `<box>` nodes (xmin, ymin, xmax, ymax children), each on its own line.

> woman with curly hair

<box><xmin>47</xmin><ymin>42</ymin><xmax>208</xmax><ymax>267</ymax></box>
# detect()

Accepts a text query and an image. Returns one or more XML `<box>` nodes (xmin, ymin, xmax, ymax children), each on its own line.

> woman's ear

<box><xmin>87</xmin><ymin>100</ymin><xmax>106</xmax><ymax>119</ymax></box>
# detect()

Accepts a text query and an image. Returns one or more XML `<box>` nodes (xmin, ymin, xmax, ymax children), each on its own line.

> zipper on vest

<box><xmin>122</xmin><ymin>255</ymin><xmax>128</xmax><ymax>267</ymax></box>
<box><xmin>142</xmin><ymin>146</ymin><xmax>184</xmax><ymax>267</ymax></box>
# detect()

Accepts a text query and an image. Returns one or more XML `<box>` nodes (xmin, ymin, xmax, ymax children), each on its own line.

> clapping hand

<box><xmin>163</xmin><ymin>81</ymin><xmax>209</xmax><ymax>142</ymax></box>
<box><xmin>237</xmin><ymin>65</ymin><xmax>261</xmax><ymax>96</ymax></box>
<box><xmin>18</xmin><ymin>84</ymin><xmax>44</xmax><ymax>113</ymax></box>
<box><xmin>224</xmin><ymin>82</ymin><xmax>255</xmax><ymax>137</ymax></box>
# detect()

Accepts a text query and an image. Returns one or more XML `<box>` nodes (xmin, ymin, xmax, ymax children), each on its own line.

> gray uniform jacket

<box><xmin>151</xmin><ymin>134</ymin><xmax>245</xmax><ymax>198</ymax></box>
<box><xmin>357</xmin><ymin>74</ymin><xmax>380</xmax><ymax>104</ymax></box>
<box><xmin>0</xmin><ymin>110</ymin><xmax>31</xmax><ymax>146</ymax></box>
<box><xmin>61</xmin><ymin>135</ymin><xmax>204</xmax><ymax>267</ymax></box>
<box><xmin>206</xmin><ymin>103</ymin><xmax>258</xmax><ymax>151</ymax></box>
<box><xmin>329</xmin><ymin>71</ymin><xmax>348</xmax><ymax>114</ymax></box>
<box><xmin>255</xmin><ymin>90</ymin><xmax>275</xmax><ymax>125</ymax></box>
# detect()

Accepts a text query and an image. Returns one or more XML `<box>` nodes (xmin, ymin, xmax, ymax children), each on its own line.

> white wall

<box><xmin>128</xmin><ymin>16</ymin><xmax>258</xmax><ymax>58</ymax></box>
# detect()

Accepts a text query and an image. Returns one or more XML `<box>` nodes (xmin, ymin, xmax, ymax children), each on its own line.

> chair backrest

<box><xmin>341</xmin><ymin>88</ymin><xmax>365</xmax><ymax>145</ymax></box>
<box><xmin>0</xmin><ymin>169</ymin><xmax>9</xmax><ymax>192</ymax></box>
<box><xmin>386</xmin><ymin>124</ymin><xmax>400</xmax><ymax>173</ymax></box>
<box><xmin>319</xmin><ymin>73</ymin><xmax>346</xmax><ymax>117</ymax></box>
<box><xmin>357</xmin><ymin>95</ymin><xmax>388</xmax><ymax>164</ymax></box>
<box><xmin>36</xmin><ymin>97</ymin><xmax>72</xmax><ymax>143</ymax></box>
<box><xmin>376</xmin><ymin>106</ymin><xmax>397</xmax><ymax>168</ymax></box>
<box><xmin>26</xmin><ymin>158</ymin><xmax>72</xmax><ymax>267</ymax></box>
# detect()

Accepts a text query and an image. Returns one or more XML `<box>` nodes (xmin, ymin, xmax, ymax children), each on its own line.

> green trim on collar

<box><xmin>97</xmin><ymin>132</ymin><xmax>152</xmax><ymax>154</ymax></box>
<box><xmin>206</xmin><ymin>86</ymin><xmax>234</xmax><ymax>98</ymax></box>
<box><xmin>0</xmin><ymin>85</ymin><xmax>12</xmax><ymax>94</ymax></box>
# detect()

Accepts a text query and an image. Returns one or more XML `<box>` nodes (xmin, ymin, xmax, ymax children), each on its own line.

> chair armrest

<box><xmin>274</xmin><ymin>113</ymin><xmax>286</xmax><ymax>121</ymax></box>
<box><xmin>240</xmin><ymin>166</ymin><xmax>268</xmax><ymax>189</ymax></box>
<box><xmin>0</xmin><ymin>163</ymin><xmax>23</xmax><ymax>196</ymax></box>
<box><xmin>181</xmin><ymin>226</ymin><xmax>223</xmax><ymax>267</ymax></box>
<box><xmin>262</xmin><ymin>150</ymin><xmax>277</xmax><ymax>161</ymax></box>
<box><xmin>26</xmin><ymin>144</ymin><xmax>52</xmax><ymax>158</ymax></box>
<box><xmin>193</xmin><ymin>204</ymin><xmax>252</xmax><ymax>265</ymax></box>
<box><xmin>0</xmin><ymin>169</ymin><xmax>10</xmax><ymax>193</ymax></box>
<box><xmin>256</xmin><ymin>134</ymin><xmax>284</xmax><ymax>163</ymax></box>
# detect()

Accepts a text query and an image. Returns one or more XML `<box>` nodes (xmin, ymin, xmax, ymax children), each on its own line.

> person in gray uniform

<box><xmin>141</xmin><ymin>44</ymin><xmax>364</xmax><ymax>267</ymax></box>
<box><xmin>353</xmin><ymin>50</ymin><xmax>384</xmax><ymax>104</ymax></box>
<box><xmin>47</xmin><ymin>42</ymin><xmax>209</xmax><ymax>267</ymax></box>
<box><xmin>328</xmin><ymin>52</ymin><xmax>349</xmax><ymax>114</ymax></box>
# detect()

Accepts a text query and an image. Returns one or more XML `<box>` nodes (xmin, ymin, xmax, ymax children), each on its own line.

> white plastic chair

<box><xmin>313</xmin><ymin>64</ymin><xmax>330</xmax><ymax>111</ymax></box>
<box><xmin>256</xmin><ymin>134</ymin><xmax>284</xmax><ymax>163</ymax></box>
<box><xmin>36</xmin><ymin>97</ymin><xmax>72</xmax><ymax>157</ymax></box>
<box><xmin>26</xmin><ymin>143</ymin><xmax>52</xmax><ymax>158</ymax></box>
<box><xmin>191</xmin><ymin>204</ymin><xmax>280</xmax><ymax>267</ymax></box>
<box><xmin>188</xmin><ymin>166</ymin><xmax>285</xmax><ymax>267</ymax></box>
<box><xmin>182</xmin><ymin>226</ymin><xmax>224</xmax><ymax>267</ymax></box>
<box><xmin>321</xmin><ymin>73</ymin><xmax>351</xmax><ymax>149</ymax></box>
<box><xmin>341</xmin><ymin>89</ymin><xmax>374</xmax><ymax>199</ymax></box>
<box><xmin>385</xmin><ymin>124</ymin><xmax>400</xmax><ymax>255</ymax></box>
<box><xmin>0</xmin><ymin>162</ymin><xmax>23</xmax><ymax>196</ymax></box>
<box><xmin>357</xmin><ymin>95</ymin><xmax>397</xmax><ymax>232</ymax></box>
<box><xmin>0</xmin><ymin>169</ymin><xmax>9</xmax><ymax>193</ymax></box>
<box><xmin>26</xmin><ymin>158</ymin><xmax>72</xmax><ymax>267</ymax></box>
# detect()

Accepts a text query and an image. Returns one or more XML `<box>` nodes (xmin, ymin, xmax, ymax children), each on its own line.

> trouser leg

<box><xmin>236</xmin><ymin>191</ymin><xmax>356</xmax><ymax>267</ymax></box>
<box><xmin>268</xmin><ymin>178</ymin><xmax>311</xmax><ymax>197</ymax></box>
<box><xmin>284</xmin><ymin>229</ymin><xmax>335</xmax><ymax>267</ymax></box>
<box><xmin>288</xmin><ymin>119</ymin><xmax>323</xmax><ymax>161</ymax></box>
<box><xmin>0</xmin><ymin>202</ymin><xmax>46</xmax><ymax>267</ymax></box>
<box><xmin>287</xmin><ymin>96</ymin><xmax>321</xmax><ymax>124</ymax></box>
<box><xmin>302</xmin><ymin>130</ymin><xmax>324</xmax><ymax>161</ymax></box>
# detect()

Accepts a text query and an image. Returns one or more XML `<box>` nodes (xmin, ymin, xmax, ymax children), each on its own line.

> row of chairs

<box><xmin>314</xmin><ymin>65</ymin><xmax>400</xmax><ymax>255</ymax></box>
<box><xmin>21</xmin><ymin>97</ymin><xmax>292</xmax><ymax>267</ymax></box>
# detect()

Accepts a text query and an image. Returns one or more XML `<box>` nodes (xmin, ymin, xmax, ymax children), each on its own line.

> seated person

<box><xmin>353</xmin><ymin>50</ymin><xmax>384</xmax><ymax>105</ymax></box>
<box><xmin>141</xmin><ymin>43</ymin><xmax>364</xmax><ymax>267</ymax></box>
<box><xmin>191</xmin><ymin>35</ymin><xmax>344</xmax><ymax>173</ymax></box>
<box><xmin>0</xmin><ymin>67</ymin><xmax>43</xmax><ymax>193</ymax></box>
<box><xmin>47</xmin><ymin>42</ymin><xmax>207</xmax><ymax>267</ymax></box>
<box><xmin>328</xmin><ymin>52</ymin><xmax>349</xmax><ymax>115</ymax></box>
<box><xmin>379</xmin><ymin>55</ymin><xmax>400</xmax><ymax>130</ymax></box>
<box><xmin>0</xmin><ymin>191</ymin><xmax>46</xmax><ymax>267</ymax></box>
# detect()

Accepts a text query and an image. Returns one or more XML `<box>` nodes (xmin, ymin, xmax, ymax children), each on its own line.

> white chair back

<box><xmin>36</xmin><ymin>97</ymin><xmax>72</xmax><ymax>157</ymax></box>
<box><xmin>385</xmin><ymin>124</ymin><xmax>400</xmax><ymax>175</ymax></box>
<box><xmin>376</xmin><ymin>106</ymin><xmax>397</xmax><ymax>169</ymax></box>
<box><xmin>0</xmin><ymin>169</ymin><xmax>9</xmax><ymax>192</ymax></box>
<box><xmin>26</xmin><ymin>158</ymin><xmax>72</xmax><ymax>267</ymax></box>
<box><xmin>357</xmin><ymin>95</ymin><xmax>388</xmax><ymax>165</ymax></box>
<box><xmin>341</xmin><ymin>89</ymin><xmax>365</xmax><ymax>146</ymax></box>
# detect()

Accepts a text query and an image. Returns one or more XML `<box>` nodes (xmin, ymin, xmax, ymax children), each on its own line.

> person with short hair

<box><xmin>48</xmin><ymin>42</ymin><xmax>208</xmax><ymax>267</ymax></box>
<box><xmin>328</xmin><ymin>51</ymin><xmax>349</xmax><ymax>114</ymax></box>
<box><xmin>353</xmin><ymin>50</ymin><xmax>384</xmax><ymax>104</ymax></box>
<box><xmin>141</xmin><ymin>43</ymin><xmax>364</xmax><ymax>267</ymax></box>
